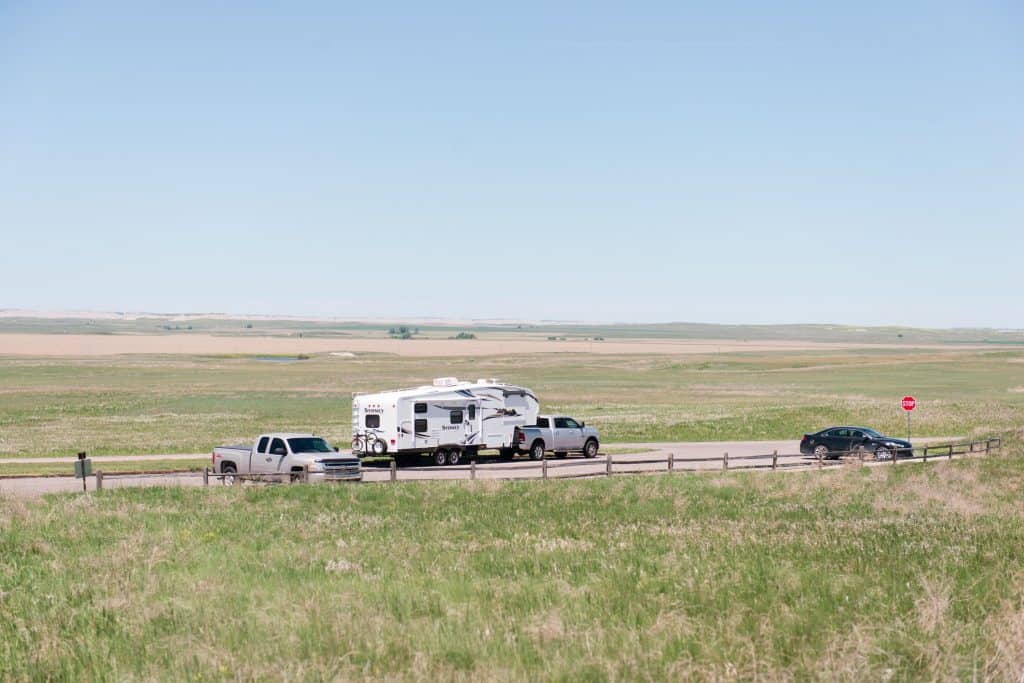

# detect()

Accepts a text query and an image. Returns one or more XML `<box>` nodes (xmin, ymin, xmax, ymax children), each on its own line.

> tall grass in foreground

<box><xmin>2</xmin><ymin>438</ymin><xmax>1024</xmax><ymax>680</ymax></box>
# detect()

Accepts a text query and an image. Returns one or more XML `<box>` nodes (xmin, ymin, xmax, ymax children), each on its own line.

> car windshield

<box><xmin>287</xmin><ymin>437</ymin><xmax>333</xmax><ymax>453</ymax></box>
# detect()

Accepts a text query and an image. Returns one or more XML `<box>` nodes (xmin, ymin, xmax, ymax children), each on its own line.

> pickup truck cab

<box><xmin>514</xmin><ymin>416</ymin><xmax>600</xmax><ymax>460</ymax></box>
<box><xmin>212</xmin><ymin>433</ymin><xmax>362</xmax><ymax>484</ymax></box>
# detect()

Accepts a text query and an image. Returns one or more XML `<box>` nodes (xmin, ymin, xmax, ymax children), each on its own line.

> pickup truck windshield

<box><xmin>287</xmin><ymin>437</ymin><xmax>333</xmax><ymax>453</ymax></box>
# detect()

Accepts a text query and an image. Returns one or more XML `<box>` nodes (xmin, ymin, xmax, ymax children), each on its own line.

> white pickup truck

<box><xmin>212</xmin><ymin>433</ymin><xmax>362</xmax><ymax>484</ymax></box>
<box><xmin>513</xmin><ymin>416</ymin><xmax>600</xmax><ymax>460</ymax></box>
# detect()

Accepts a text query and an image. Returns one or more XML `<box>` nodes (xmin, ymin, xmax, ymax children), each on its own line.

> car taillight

<box><xmin>518</xmin><ymin>432</ymin><xmax>525</xmax><ymax>442</ymax></box>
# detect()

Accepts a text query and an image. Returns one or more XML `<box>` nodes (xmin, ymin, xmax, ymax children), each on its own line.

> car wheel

<box><xmin>583</xmin><ymin>439</ymin><xmax>599</xmax><ymax>459</ymax></box>
<box><xmin>875</xmin><ymin>446</ymin><xmax>892</xmax><ymax>461</ymax></box>
<box><xmin>529</xmin><ymin>441</ymin><xmax>545</xmax><ymax>461</ymax></box>
<box><xmin>447</xmin><ymin>449</ymin><xmax>461</xmax><ymax>466</ymax></box>
<box><xmin>371</xmin><ymin>438</ymin><xmax>387</xmax><ymax>456</ymax></box>
<box><xmin>221</xmin><ymin>463</ymin><xmax>237</xmax><ymax>486</ymax></box>
<box><xmin>434</xmin><ymin>449</ymin><xmax>448</xmax><ymax>466</ymax></box>
<box><xmin>813</xmin><ymin>444</ymin><xmax>829</xmax><ymax>460</ymax></box>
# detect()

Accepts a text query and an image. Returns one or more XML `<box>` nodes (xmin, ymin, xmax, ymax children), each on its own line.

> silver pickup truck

<box><xmin>514</xmin><ymin>416</ymin><xmax>600</xmax><ymax>460</ymax></box>
<box><xmin>212</xmin><ymin>433</ymin><xmax>362</xmax><ymax>484</ymax></box>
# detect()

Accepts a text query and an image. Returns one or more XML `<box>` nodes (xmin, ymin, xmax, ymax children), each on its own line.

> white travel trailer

<box><xmin>351</xmin><ymin>377</ymin><xmax>539</xmax><ymax>465</ymax></box>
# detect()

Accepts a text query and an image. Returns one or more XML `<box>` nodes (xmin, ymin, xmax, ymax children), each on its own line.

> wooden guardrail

<box><xmin>89</xmin><ymin>437</ymin><xmax>1003</xmax><ymax>489</ymax></box>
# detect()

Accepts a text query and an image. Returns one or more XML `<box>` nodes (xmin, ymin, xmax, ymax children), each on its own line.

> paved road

<box><xmin>0</xmin><ymin>438</ymin><xmax>961</xmax><ymax>499</ymax></box>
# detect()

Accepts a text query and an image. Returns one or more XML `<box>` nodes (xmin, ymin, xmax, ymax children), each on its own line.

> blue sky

<box><xmin>1</xmin><ymin>1</ymin><xmax>1022</xmax><ymax>326</ymax></box>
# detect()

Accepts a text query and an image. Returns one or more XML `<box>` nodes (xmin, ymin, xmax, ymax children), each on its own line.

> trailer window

<box><xmin>450</xmin><ymin>410</ymin><xmax>463</xmax><ymax>424</ymax></box>
<box><xmin>365</xmin><ymin>414</ymin><xmax>380</xmax><ymax>428</ymax></box>
<box><xmin>468</xmin><ymin>405</ymin><xmax>476</xmax><ymax>420</ymax></box>
<box><xmin>257</xmin><ymin>436</ymin><xmax>270</xmax><ymax>453</ymax></box>
<box><xmin>414</xmin><ymin>419</ymin><xmax>428</xmax><ymax>433</ymax></box>
<box><xmin>414</xmin><ymin>403</ymin><xmax>427</xmax><ymax>414</ymax></box>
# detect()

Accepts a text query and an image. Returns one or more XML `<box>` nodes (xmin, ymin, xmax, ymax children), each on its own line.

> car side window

<box><xmin>537</xmin><ymin>417</ymin><xmax>549</xmax><ymax>428</ymax></box>
<box><xmin>257</xmin><ymin>436</ymin><xmax>269</xmax><ymax>453</ymax></box>
<box><xmin>835</xmin><ymin>429</ymin><xmax>849</xmax><ymax>438</ymax></box>
<box><xmin>562</xmin><ymin>418</ymin><xmax>580</xmax><ymax>429</ymax></box>
<box><xmin>270</xmin><ymin>438</ymin><xmax>286</xmax><ymax>455</ymax></box>
<box><xmin>851</xmin><ymin>430</ymin><xmax>864</xmax><ymax>439</ymax></box>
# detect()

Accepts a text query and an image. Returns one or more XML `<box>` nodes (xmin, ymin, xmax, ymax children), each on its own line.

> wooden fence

<box><xmin>92</xmin><ymin>437</ymin><xmax>1003</xmax><ymax>489</ymax></box>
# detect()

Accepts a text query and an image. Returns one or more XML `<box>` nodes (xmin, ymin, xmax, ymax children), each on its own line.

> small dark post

<box><xmin>948</xmin><ymin>445</ymin><xmax>953</xmax><ymax>460</ymax></box>
<box><xmin>203</xmin><ymin>467</ymin><xmax>209</xmax><ymax>487</ymax></box>
<box><xmin>606</xmin><ymin>454</ymin><xmax>613</xmax><ymax>476</ymax></box>
<box><xmin>923</xmin><ymin>446</ymin><xmax>928</xmax><ymax>463</ymax></box>
<box><xmin>771</xmin><ymin>450</ymin><xmax>778</xmax><ymax>471</ymax></box>
<box><xmin>95</xmin><ymin>470</ymin><xmax>103</xmax><ymax>491</ymax></box>
<box><xmin>723</xmin><ymin>452</ymin><xmax>729</xmax><ymax>471</ymax></box>
<box><xmin>470</xmin><ymin>460</ymin><xmax>476</xmax><ymax>481</ymax></box>
<box><xmin>817</xmin><ymin>451</ymin><xmax>823</xmax><ymax>469</ymax></box>
<box><xmin>542</xmin><ymin>458</ymin><xmax>548</xmax><ymax>480</ymax></box>
<box><xmin>668</xmin><ymin>452</ymin><xmax>674</xmax><ymax>472</ymax></box>
<box><xmin>78</xmin><ymin>452</ymin><xmax>87</xmax><ymax>493</ymax></box>
<box><xmin>390</xmin><ymin>459</ymin><xmax>397</xmax><ymax>482</ymax></box>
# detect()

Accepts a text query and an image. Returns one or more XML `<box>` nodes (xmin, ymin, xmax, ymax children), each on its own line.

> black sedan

<box><xmin>800</xmin><ymin>427</ymin><xmax>913</xmax><ymax>460</ymax></box>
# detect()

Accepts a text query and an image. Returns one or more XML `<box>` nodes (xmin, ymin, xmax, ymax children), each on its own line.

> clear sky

<box><xmin>2</xmin><ymin>1</ymin><xmax>1022</xmax><ymax>326</ymax></box>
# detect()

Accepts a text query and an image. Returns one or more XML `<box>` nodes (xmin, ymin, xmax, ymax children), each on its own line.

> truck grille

<box><xmin>320</xmin><ymin>460</ymin><xmax>362</xmax><ymax>479</ymax></box>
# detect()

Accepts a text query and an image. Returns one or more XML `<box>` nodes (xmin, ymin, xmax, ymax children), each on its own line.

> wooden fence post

<box><xmin>304</xmin><ymin>465</ymin><xmax>310</xmax><ymax>483</ymax></box>
<box><xmin>771</xmin><ymin>450</ymin><xmax>777</xmax><ymax>471</ymax></box>
<box><xmin>95</xmin><ymin>470</ymin><xmax>103</xmax><ymax>491</ymax></box>
<box><xmin>203</xmin><ymin>467</ymin><xmax>209</xmax><ymax>486</ymax></box>
<box><xmin>542</xmin><ymin>459</ymin><xmax>548</xmax><ymax>480</ymax></box>
<box><xmin>390</xmin><ymin>460</ymin><xmax>397</xmax><ymax>482</ymax></box>
<box><xmin>668</xmin><ymin>452</ymin><xmax>674</xmax><ymax>472</ymax></box>
<box><xmin>606</xmin><ymin>454</ymin><xmax>613</xmax><ymax>477</ymax></box>
<box><xmin>470</xmin><ymin>460</ymin><xmax>476</xmax><ymax>480</ymax></box>
<box><xmin>817</xmin><ymin>451</ymin><xmax>823</xmax><ymax>469</ymax></box>
<box><xmin>723</xmin><ymin>452</ymin><xmax>728</xmax><ymax>471</ymax></box>
<box><xmin>948</xmin><ymin>445</ymin><xmax>953</xmax><ymax>461</ymax></box>
<box><xmin>985</xmin><ymin>440</ymin><xmax>991</xmax><ymax>456</ymax></box>
<box><xmin>923</xmin><ymin>446</ymin><xmax>928</xmax><ymax>463</ymax></box>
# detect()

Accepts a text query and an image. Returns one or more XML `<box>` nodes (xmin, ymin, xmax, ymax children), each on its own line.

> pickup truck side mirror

<box><xmin>580</xmin><ymin>421</ymin><xmax>585</xmax><ymax>428</ymax></box>
<box><xmin>334</xmin><ymin>446</ymin><xmax>339</xmax><ymax>452</ymax></box>
<box><xmin>273</xmin><ymin>448</ymin><xmax>286</xmax><ymax>456</ymax></box>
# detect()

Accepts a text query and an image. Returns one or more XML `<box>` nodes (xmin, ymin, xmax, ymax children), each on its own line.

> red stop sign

<box><xmin>902</xmin><ymin>396</ymin><xmax>916</xmax><ymax>411</ymax></box>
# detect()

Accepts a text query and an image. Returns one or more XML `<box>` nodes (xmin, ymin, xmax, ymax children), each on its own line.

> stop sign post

<box><xmin>902</xmin><ymin>395</ymin><xmax>916</xmax><ymax>441</ymax></box>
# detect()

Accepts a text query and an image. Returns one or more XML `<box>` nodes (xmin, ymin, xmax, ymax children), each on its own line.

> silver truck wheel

<box><xmin>447</xmin><ymin>449</ymin><xmax>461</xmax><ymax>466</ymax></box>
<box><xmin>583</xmin><ymin>439</ymin><xmax>599</xmax><ymax>458</ymax></box>
<box><xmin>529</xmin><ymin>442</ymin><xmax>545</xmax><ymax>461</ymax></box>
<box><xmin>371</xmin><ymin>438</ymin><xmax>387</xmax><ymax>455</ymax></box>
<box><xmin>434</xmin><ymin>449</ymin><xmax>448</xmax><ymax>466</ymax></box>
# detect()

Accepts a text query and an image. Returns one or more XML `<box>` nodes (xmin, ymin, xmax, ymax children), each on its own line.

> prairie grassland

<box><xmin>1</xmin><ymin>438</ymin><xmax>1023</xmax><ymax>679</ymax></box>
<box><xmin>1</xmin><ymin>348</ymin><xmax>1022</xmax><ymax>456</ymax></box>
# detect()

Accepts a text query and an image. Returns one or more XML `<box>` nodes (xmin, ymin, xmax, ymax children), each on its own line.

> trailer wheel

<box><xmin>583</xmin><ymin>439</ymin><xmax>599</xmax><ymax>458</ymax></box>
<box><xmin>433</xmin><ymin>449</ymin><xmax>448</xmax><ymax>466</ymax></box>
<box><xmin>221</xmin><ymin>462</ymin><xmax>237</xmax><ymax>486</ymax></box>
<box><xmin>447</xmin><ymin>449</ymin><xmax>461</xmax><ymax>466</ymax></box>
<box><xmin>371</xmin><ymin>438</ymin><xmax>387</xmax><ymax>456</ymax></box>
<box><xmin>529</xmin><ymin>441</ymin><xmax>545</xmax><ymax>461</ymax></box>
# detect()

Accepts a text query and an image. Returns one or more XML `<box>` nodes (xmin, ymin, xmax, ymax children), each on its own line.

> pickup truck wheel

<box><xmin>371</xmin><ymin>438</ymin><xmax>387</xmax><ymax>456</ymax></box>
<box><xmin>583</xmin><ymin>439</ymin><xmax>599</xmax><ymax>458</ymax></box>
<box><xmin>221</xmin><ymin>463</ymin><xmax>237</xmax><ymax>486</ymax></box>
<box><xmin>433</xmin><ymin>449</ymin><xmax>448</xmax><ymax>466</ymax></box>
<box><xmin>554</xmin><ymin>451</ymin><xmax>568</xmax><ymax>459</ymax></box>
<box><xmin>447</xmin><ymin>449</ymin><xmax>461</xmax><ymax>466</ymax></box>
<box><xmin>529</xmin><ymin>441</ymin><xmax>545</xmax><ymax>461</ymax></box>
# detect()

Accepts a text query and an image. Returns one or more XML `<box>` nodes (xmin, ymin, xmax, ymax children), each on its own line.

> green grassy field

<box><xmin>1</xmin><ymin>347</ymin><xmax>1022</xmax><ymax>457</ymax></box>
<box><xmin>2</xmin><ymin>440</ymin><xmax>1022</xmax><ymax>679</ymax></box>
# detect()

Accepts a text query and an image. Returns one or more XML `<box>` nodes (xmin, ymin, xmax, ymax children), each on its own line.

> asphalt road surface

<box><xmin>0</xmin><ymin>438</ymin><xmax>959</xmax><ymax>499</ymax></box>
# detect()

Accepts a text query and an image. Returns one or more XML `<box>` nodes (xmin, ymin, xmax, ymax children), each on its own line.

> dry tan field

<box><xmin>0</xmin><ymin>332</ymin><xmax>998</xmax><ymax>357</ymax></box>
